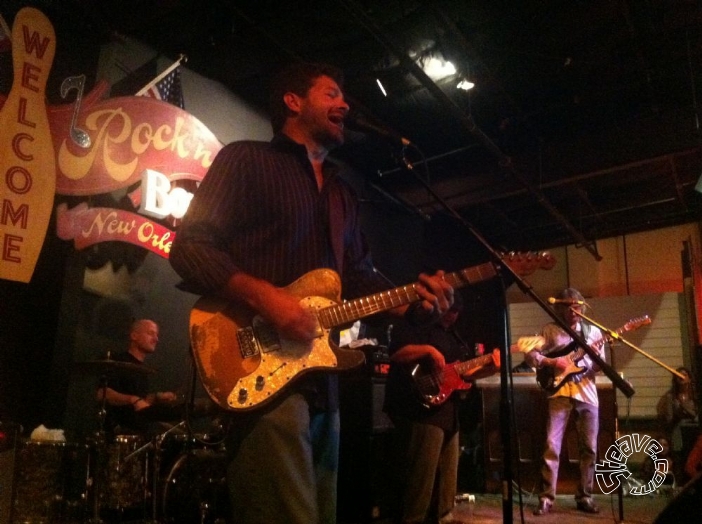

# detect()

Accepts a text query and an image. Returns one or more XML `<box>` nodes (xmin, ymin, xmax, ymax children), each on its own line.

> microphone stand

<box><xmin>387</xmin><ymin>147</ymin><xmax>635</xmax><ymax>524</ymax></box>
<box><xmin>570</xmin><ymin>309</ymin><xmax>685</xmax><ymax>523</ymax></box>
<box><xmin>573</xmin><ymin>310</ymin><xmax>686</xmax><ymax>381</ymax></box>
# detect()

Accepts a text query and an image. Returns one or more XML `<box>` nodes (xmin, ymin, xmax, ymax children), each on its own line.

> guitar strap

<box><xmin>580</xmin><ymin>321</ymin><xmax>592</xmax><ymax>341</ymax></box>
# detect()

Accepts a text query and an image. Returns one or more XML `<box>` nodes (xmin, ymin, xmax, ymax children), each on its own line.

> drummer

<box><xmin>96</xmin><ymin>319</ymin><xmax>180</xmax><ymax>437</ymax></box>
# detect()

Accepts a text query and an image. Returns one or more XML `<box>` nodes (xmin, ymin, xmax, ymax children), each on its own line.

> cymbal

<box><xmin>73</xmin><ymin>359</ymin><xmax>156</xmax><ymax>375</ymax></box>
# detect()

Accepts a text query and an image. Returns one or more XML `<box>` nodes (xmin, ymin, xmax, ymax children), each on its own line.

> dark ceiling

<box><xmin>11</xmin><ymin>0</ymin><xmax>702</xmax><ymax>259</ymax></box>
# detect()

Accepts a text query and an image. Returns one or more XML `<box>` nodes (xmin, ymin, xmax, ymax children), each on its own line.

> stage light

<box><xmin>422</xmin><ymin>56</ymin><xmax>456</xmax><ymax>80</ymax></box>
<box><xmin>457</xmin><ymin>79</ymin><xmax>474</xmax><ymax>91</ymax></box>
<box><xmin>376</xmin><ymin>78</ymin><xmax>387</xmax><ymax>97</ymax></box>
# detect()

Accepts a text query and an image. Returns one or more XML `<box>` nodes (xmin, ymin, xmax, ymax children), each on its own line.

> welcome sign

<box><xmin>0</xmin><ymin>8</ymin><xmax>56</xmax><ymax>283</ymax></box>
<box><xmin>0</xmin><ymin>8</ymin><xmax>223</xmax><ymax>282</ymax></box>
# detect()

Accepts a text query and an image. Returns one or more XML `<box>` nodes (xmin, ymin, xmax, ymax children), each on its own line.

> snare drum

<box><xmin>12</xmin><ymin>439</ymin><xmax>89</xmax><ymax>523</ymax></box>
<box><xmin>100</xmin><ymin>434</ymin><xmax>149</xmax><ymax>510</ymax></box>
<box><xmin>161</xmin><ymin>448</ymin><xmax>229</xmax><ymax>523</ymax></box>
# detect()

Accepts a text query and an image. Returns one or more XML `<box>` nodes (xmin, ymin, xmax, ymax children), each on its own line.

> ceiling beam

<box><xmin>337</xmin><ymin>0</ymin><xmax>601</xmax><ymax>259</ymax></box>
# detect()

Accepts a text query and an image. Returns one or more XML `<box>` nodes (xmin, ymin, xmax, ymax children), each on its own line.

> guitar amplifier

<box><xmin>368</xmin><ymin>346</ymin><xmax>391</xmax><ymax>378</ymax></box>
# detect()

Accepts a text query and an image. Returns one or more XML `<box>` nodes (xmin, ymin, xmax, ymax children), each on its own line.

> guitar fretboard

<box><xmin>454</xmin><ymin>353</ymin><xmax>495</xmax><ymax>375</ymax></box>
<box><xmin>317</xmin><ymin>262</ymin><xmax>497</xmax><ymax>328</ymax></box>
<box><xmin>566</xmin><ymin>315</ymin><xmax>650</xmax><ymax>361</ymax></box>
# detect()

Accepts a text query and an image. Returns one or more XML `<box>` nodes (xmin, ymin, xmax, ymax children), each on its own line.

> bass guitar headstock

<box><xmin>499</xmin><ymin>251</ymin><xmax>556</xmax><ymax>276</ymax></box>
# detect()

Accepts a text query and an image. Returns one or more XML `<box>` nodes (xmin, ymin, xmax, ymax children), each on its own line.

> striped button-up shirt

<box><xmin>170</xmin><ymin>134</ymin><xmax>387</xmax><ymax>299</ymax></box>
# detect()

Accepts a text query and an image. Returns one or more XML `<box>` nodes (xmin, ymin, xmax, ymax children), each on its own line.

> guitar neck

<box><xmin>453</xmin><ymin>353</ymin><xmax>495</xmax><ymax>375</ymax></box>
<box><xmin>318</xmin><ymin>262</ymin><xmax>497</xmax><ymax>328</ymax></box>
<box><xmin>570</xmin><ymin>328</ymin><xmax>615</xmax><ymax>360</ymax></box>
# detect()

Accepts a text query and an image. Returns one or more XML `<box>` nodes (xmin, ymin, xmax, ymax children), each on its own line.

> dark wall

<box><xmin>0</xmin><ymin>215</ymin><xmax>70</xmax><ymax>430</ymax></box>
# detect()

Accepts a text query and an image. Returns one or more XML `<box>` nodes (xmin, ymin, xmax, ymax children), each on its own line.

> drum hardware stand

<box><xmin>124</xmin><ymin>421</ymin><xmax>186</xmax><ymax>524</ymax></box>
<box><xmin>86</xmin><ymin>374</ymin><xmax>109</xmax><ymax>524</ymax></box>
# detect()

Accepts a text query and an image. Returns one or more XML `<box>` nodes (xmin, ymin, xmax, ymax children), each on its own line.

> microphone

<box><xmin>548</xmin><ymin>297</ymin><xmax>585</xmax><ymax>305</ymax></box>
<box><xmin>346</xmin><ymin>114</ymin><xmax>412</xmax><ymax>146</ymax></box>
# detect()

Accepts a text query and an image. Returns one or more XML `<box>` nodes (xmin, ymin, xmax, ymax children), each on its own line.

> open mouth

<box><xmin>328</xmin><ymin>113</ymin><xmax>345</xmax><ymax>130</ymax></box>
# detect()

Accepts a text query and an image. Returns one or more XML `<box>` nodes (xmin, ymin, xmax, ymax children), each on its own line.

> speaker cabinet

<box><xmin>338</xmin><ymin>371</ymin><xmax>395</xmax><ymax>522</ymax></box>
<box><xmin>477</xmin><ymin>375</ymin><xmax>616</xmax><ymax>494</ymax></box>
<box><xmin>654</xmin><ymin>474</ymin><xmax>702</xmax><ymax>523</ymax></box>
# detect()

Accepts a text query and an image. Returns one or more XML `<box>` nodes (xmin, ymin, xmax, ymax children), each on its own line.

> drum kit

<box><xmin>4</xmin><ymin>357</ymin><xmax>230</xmax><ymax>524</ymax></box>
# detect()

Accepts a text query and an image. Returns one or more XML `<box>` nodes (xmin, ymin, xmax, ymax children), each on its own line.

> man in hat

<box><xmin>525</xmin><ymin>288</ymin><xmax>606</xmax><ymax>515</ymax></box>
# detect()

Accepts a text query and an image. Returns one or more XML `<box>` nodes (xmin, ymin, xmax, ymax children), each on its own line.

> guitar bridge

<box><xmin>237</xmin><ymin>327</ymin><xmax>260</xmax><ymax>358</ymax></box>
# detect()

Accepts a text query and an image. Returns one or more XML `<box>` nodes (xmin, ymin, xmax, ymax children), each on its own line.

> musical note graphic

<box><xmin>60</xmin><ymin>74</ymin><xmax>91</xmax><ymax>148</ymax></box>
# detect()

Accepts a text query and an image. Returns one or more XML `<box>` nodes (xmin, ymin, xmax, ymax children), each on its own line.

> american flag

<box><xmin>141</xmin><ymin>67</ymin><xmax>185</xmax><ymax>108</ymax></box>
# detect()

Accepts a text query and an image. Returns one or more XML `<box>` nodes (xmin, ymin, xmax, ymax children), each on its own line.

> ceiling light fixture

<box><xmin>457</xmin><ymin>79</ymin><xmax>475</xmax><ymax>91</ymax></box>
<box><xmin>422</xmin><ymin>57</ymin><xmax>456</xmax><ymax>81</ymax></box>
<box><xmin>376</xmin><ymin>78</ymin><xmax>387</xmax><ymax>97</ymax></box>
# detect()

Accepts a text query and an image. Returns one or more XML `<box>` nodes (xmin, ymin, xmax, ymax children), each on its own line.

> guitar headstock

<box><xmin>500</xmin><ymin>251</ymin><xmax>556</xmax><ymax>276</ymax></box>
<box><xmin>511</xmin><ymin>335</ymin><xmax>546</xmax><ymax>353</ymax></box>
<box><xmin>621</xmin><ymin>315</ymin><xmax>652</xmax><ymax>332</ymax></box>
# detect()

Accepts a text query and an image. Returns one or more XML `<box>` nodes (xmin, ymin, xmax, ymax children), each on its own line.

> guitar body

<box><xmin>411</xmin><ymin>351</ymin><xmax>500</xmax><ymax>407</ymax></box>
<box><xmin>535</xmin><ymin>342</ymin><xmax>586</xmax><ymax>394</ymax></box>
<box><xmin>189</xmin><ymin>269</ymin><xmax>365</xmax><ymax>412</ymax></box>
<box><xmin>412</xmin><ymin>362</ymin><xmax>472</xmax><ymax>408</ymax></box>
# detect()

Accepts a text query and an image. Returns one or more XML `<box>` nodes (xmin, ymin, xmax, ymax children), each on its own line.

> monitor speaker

<box><xmin>653</xmin><ymin>474</ymin><xmax>702</xmax><ymax>523</ymax></box>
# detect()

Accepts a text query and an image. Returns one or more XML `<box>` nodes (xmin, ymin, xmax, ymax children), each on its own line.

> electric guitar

<box><xmin>524</xmin><ymin>315</ymin><xmax>651</xmax><ymax>394</ymax></box>
<box><xmin>411</xmin><ymin>349</ymin><xmax>501</xmax><ymax>408</ymax></box>
<box><xmin>189</xmin><ymin>252</ymin><xmax>555</xmax><ymax>412</ymax></box>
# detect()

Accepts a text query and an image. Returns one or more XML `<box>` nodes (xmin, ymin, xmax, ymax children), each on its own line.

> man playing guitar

<box><xmin>524</xmin><ymin>287</ymin><xmax>606</xmax><ymax>516</ymax></box>
<box><xmin>383</xmin><ymin>291</ymin><xmax>499</xmax><ymax>523</ymax></box>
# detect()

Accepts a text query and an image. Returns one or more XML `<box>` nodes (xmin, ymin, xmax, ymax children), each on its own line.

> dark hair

<box><xmin>557</xmin><ymin>287</ymin><xmax>584</xmax><ymax>302</ymax></box>
<box><xmin>268</xmin><ymin>62</ymin><xmax>345</xmax><ymax>133</ymax></box>
<box><xmin>672</xmin><ymin>366</ymin><xmax>694</xmax><ymax>392</ymax></box>
<box><xmin>555</xmin><ymin>287</ymin><xmax>587</xmax><ymax>313</ymax></box>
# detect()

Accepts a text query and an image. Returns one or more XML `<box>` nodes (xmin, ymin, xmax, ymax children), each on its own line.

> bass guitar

<box><xmin>529</xmin><ymin>315</ymin><xmax>651</xmax><ymax>394</ymax></box>
<box><xmin>189</xmin><ymin>252</ymin><xmax>555</xmax><ymax>412</ymax></box>
<box><xmin>411</xmin><ymin>349</ymin><xmax>501</xmax><ymax>408</ymax></box>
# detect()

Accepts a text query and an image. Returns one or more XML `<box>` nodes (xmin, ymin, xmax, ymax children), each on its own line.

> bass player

<box><xmin>383</xmin><ymin>291</ymin><xmax>499</xmax><ymax>524</ymax></box>
<box><xmin>524</xmin><ymin>287</ymin><xmax>606</xmax><ymax>516</ymax></box>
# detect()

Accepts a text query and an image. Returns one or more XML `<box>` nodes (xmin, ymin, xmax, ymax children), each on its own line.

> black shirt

<box><xmin>383</xmin><ymin>317</ymin><xmax>471</xmax><ymax>432</ymax></box>
<box><xmin>101</xmin><ymin>352</ymin><xmax>149</xmax><ymax>435</ymax></box>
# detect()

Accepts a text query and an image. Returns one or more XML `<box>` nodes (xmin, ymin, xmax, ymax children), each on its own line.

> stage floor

<box><xmin>455</xmin><ymin>492</ymin><xmax>670</xmax><ymax>524</ymax></box>
<box><xmin>351</xmin><ymin>491</ymin><xmax>678</xmax><ymax>524</ymax></box>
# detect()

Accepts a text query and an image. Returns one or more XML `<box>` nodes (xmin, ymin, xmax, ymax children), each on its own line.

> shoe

<box><xmin>576</xmin><ymin>498</ymin><xmax>600</xmax><ymax>514</ymax></box>
<box><xmin>533</xmin><ymin>498</ymin><xmax>552</xmax><ymax>516</ymax></box>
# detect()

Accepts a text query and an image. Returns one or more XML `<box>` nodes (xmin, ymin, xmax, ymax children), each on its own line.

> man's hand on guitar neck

<box><xmin>461</xmin><ymin>348</ymin><xmax>501</xmax><ymax>381</ymax></box>
<box><xmin>401</xmin><ymin>270</ymin><xmax>455</xmax><ymax>324</ymax></box>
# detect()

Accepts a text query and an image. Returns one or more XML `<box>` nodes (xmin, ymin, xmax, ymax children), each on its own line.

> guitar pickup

<box><xmin>253</xmin><ymin>316</ymin><xmax>281</xmax><ymax>354</ymax></box>
<box><xmin>237</xmin><ymin>327</ymin><xmax>260</xmax><ymax>358</ymax></box>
